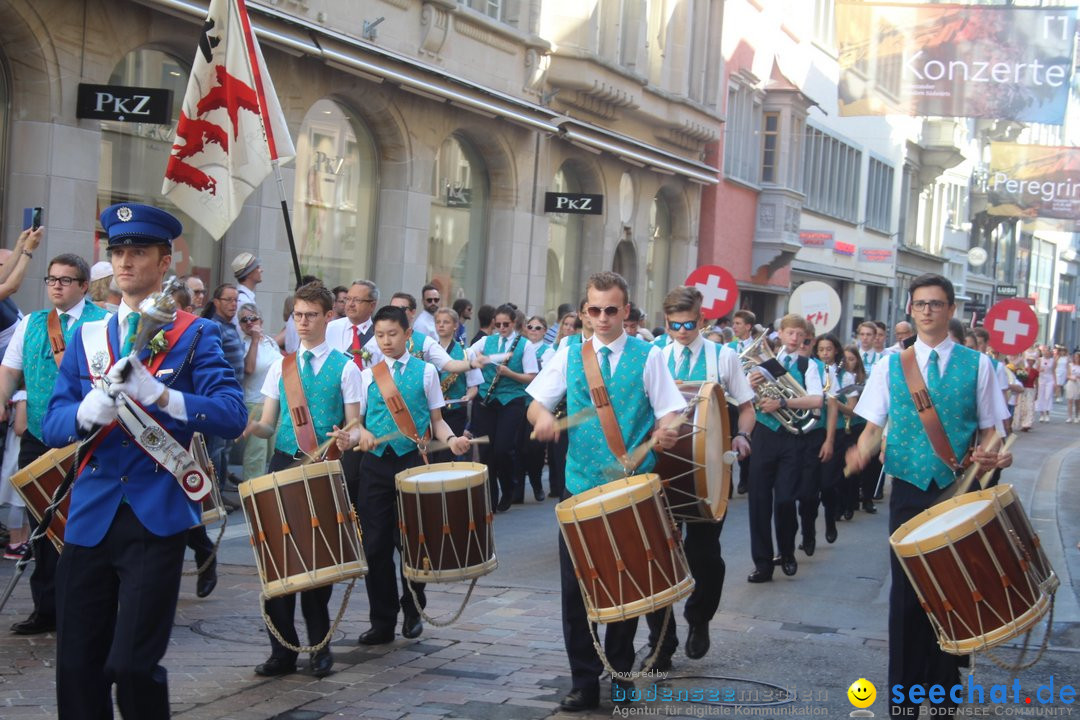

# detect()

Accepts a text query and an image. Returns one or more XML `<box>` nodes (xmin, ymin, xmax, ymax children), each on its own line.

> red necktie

<box><xmin>351</xmin><ymin>325</ymin><xmax>363</xmax><ymax>369</ymax></box>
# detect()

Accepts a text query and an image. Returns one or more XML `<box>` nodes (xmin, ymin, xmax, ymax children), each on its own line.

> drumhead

<box><xmin>397</xmin><ymin>462</ymin><xmax>487</xmax><ymax>492</ymax></box>
<box><xmin>899</xmin><ymin>499</ymin><xmax>992</xmax><ymax>544</ymax></box>
<box><xmin>698</xmin><ymin>384</ymin><xmax>730</xmax><ymax>518</ymax></box>
<box><xmin>239</xmin><ymin>459</ymin><xmax>344</xmax><ymax>496</ymax></box>
<box><xmin>555</xmin><ymin>474</ymin><xmax>660</xmax><ymax>522</ymax></box>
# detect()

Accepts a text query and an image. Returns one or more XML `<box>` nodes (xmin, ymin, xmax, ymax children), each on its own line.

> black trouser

<box><xmin>18</xmin><ymin>432</ymin><xmax>57</xmax><ymax>621</ymax></box>
<box><xmin>431</xmin><ymin>407</ymin><xmax>468</xmax><ymax>465</ymax></box>
<box><xmin>558</xmin><ymin>489</ymin><xmax>638</xmax><ymax>691</ymax></box>
<box><xmin>339</xmin><ymin>445</ymin><xmax>363</xmax><ymax>511</ymax></box>
<box><xmin>861</xmin><ymin>454</ymin><xmax>883</xmax><ymax>504</ymax></box>
<box><xmin>841</xmin><ymin>425</ymin><xmax>866</xmax><ymax>516</ymax></box>
<box><xmin>186</xmin><ymin>526</ymin><xmax>214</xmax><ymax>568</ymax></box>
<box><xmin>796</xmin><ymin>428</ymin><xmax>825</xmax><ymax>541</ymax></box>
<box><xmin>728</xmin><ymin>404</ymin><xmax>750</xmax><ymax>492</ymax></box>
<box><xmin>263</xmin><ymin>450</ymin><xmax>333</xmax><ymax>661</ymax></box>
<box><xmin>471</xmin><ymin>397</ymin><xmax>526</xmax><ymax>506</ymax></box>
<box><xmin>520</xmin><ymin>419</ymin><xmax>545</xmax><ymax>499</ymax></box>
<box><xmin>56</xmin><ymin>504</ymin><xmax>186</xmax><ymax>720</ymax></box>
<box><xmin>645</xmin><ymin>518</ymin><xmax>725</xmax><ymax>655</ymax></box>
<box><xmin>357</xmin><ymin>446</ymin><xmax>426</xmax><ymax>633</ymax></box>
<box><xmin>547</xmin><ymin>433</ymin><xmax>568</xmax><ymax>497</ymax></box>
<box><xmin>747</xmin><ymin>425</ymin><xmax>800</xmax><ymax>570</ymax></box>
<box><xmin>889</xmin><ymin>479</ymin><xmax>963</xmax><ymax>715</ymax></box>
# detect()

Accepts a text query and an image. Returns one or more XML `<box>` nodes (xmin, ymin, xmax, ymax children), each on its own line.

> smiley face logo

<box><xmin>847</xmin><ymin>678</ymin><xmax>876</xmax><ymax>709</ymax></box>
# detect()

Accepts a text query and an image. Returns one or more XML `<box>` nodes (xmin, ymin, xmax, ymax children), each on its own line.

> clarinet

<box><xmin>481</xmin><ymin>334</ymin><xmax>523</xmax><ymax>407</ymax></box>
<box><xmin>440</xmin><ymin>339</ymin><xmax>462</xmax><ymax>396</ymax></box>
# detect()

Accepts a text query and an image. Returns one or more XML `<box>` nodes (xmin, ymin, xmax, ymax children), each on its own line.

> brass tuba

<box><xmin>738</xmin><ymin>333</ymin><xmax>819</xmax><ymax>434</ymax></box>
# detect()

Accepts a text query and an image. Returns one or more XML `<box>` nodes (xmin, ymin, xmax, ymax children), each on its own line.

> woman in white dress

<box><xmin>1066</xmin><ymin>351</ymin><xmax>1080</xmax><ymax>423</ymax></box>
<box><xmin>1035</xmin><ymin>345</ymin><xmax>1056</xmax><ymax>422</ymax></box>
<box><xmin>239</xmin><ymin>302</ymin><xmax>283</xmax><ymax>478</ymax></box>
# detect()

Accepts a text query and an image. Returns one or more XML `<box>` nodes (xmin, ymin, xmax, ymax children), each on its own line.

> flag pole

<box><xmin>272</xmin><ymin>161</ymin><xmax>303</xmax><ymax>287</ymax></box>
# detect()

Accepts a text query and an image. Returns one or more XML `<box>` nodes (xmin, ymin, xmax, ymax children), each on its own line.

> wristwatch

<box><xmin>735</xmin><ymin>431</ymin><xmax>751</xmax><ymax>443</ymax></box>
<box><xmin>779</xmin><ymin>397</ymin><xmax>789</xmax><ymax>409</ymax></box>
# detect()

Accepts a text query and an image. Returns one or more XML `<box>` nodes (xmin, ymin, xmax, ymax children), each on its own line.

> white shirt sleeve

<box><xmin>521</xmin><ymin>344</ymin><xmax>539</xmax><ymax>374</ymax></box>
<box><xmin>1</xmin><ymin>316</ymin><xmax>32</xmax><ymax>371</ymax></box>
<box><xmin>976</xmin><ymin>354</ymin><xmax>1010</xmax><ymax>430</ymax></box>
<box><xmin>464</xmin><ymin>349</ymin><xmax>484</xmax><ymax>387</ymax></box>
<box><xmin>717</xmin><ymin>346</ymin><xmax>755</xmax><ymax>405</ymax></box>
<box><xmin>423</xmin><ymin>362</ymin><xmax>446</xmax><ymax>410</ymax></box>
<box><xmin>644</xmin><ymin>346</ymin><xmax>688</xmax><ymax>418</ymax></box>
<box><xmin>341</xmin><ymin>360</ymin><xmax>364</xmax><ymax>404</ymax></box>
<box><xmin>994</xmin><ymin>362</ymin><xmax>1009</xmax><ymax>393</ymax></box>
<box><xmin>260</xmin><ymin>356</ymin><xmax>285</xmax><ymax>400</ymax></box>
<box><xmin>423</xmin><ymin>336</ymin><xmax>452</xmax><ymax>371</ymax></box>
<box><xmin>802</xmin><ymin>358</ymin><xmax>824</xmax><ymax>396</ymax></box>
<box><xmin>526</xmin><ymin>343</ymin><xmax>569</xmax><ymax>412</ymax></box>
<box><xmin>854</xmin><ymin>359</ymin><xmax>890</xmax><ymax>427</ymax></box>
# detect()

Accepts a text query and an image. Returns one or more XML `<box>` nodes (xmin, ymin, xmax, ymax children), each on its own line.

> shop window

<box><xmin>293</xmin><ymin>99</ymin><xmax>378</xmax><ymax>289</ymax></box>
<box><xmin>428</xmin><ymin>134</ymin><xmax>488</xmax><ymax>303</ymax></box>
<box><xmin>98</xmin><ymin>49</ymin><xmax>215</xmax><ymax>279</ymax></box>
<box><xmin>545</xmin><ymin>165</ymin><xmax>584</xmax><ymax>316</ymax></box>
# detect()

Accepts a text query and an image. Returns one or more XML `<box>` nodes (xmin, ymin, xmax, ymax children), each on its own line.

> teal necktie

<box><xmin>677</xmin><ymin>346</ymin><xmax>692</xmax><ymax>381</ymax></box>
<box><xmin>59</xmin><ymin>313</ymin><xmax>71</xmax><ymax>337</ymax></box>
<box><xmin>393</xmin><ymin>359</ymin><xmax>403</xmax><ymax>377</ymax></box>
<box><xmin>928</xmin><ymin>350</ymin><xmax>941</xmax><ymax>392</ymax></box>
<box><xmin>121</xmin><ymin>312</ymin><xmax>140</xmax><ymax>356</ymax></box>
<box><xmin>301</xmin><ymin>350</ymin><xmax>316</xmax><ymax>385</ymax></box>
<box><xmin>499</xmin><ymin>337</ymin><xmax>507</xmax><ymax>354</ymax></box>
<box><xmin>599</xmin><ymin>346</ymin><xmax>612</xmax><ymax>383</ymax></box>
<box><xmin>784</xmin><ymin>355</ymin><xmax>793</xmax><ymax>371</ymax></box>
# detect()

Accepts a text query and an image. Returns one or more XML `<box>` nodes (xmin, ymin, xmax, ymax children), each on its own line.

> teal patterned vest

<box><xmin>834</xmin><ymin>368</ymin><xmax>866</xmax><ymax>429</ymax></box>
<box><xmin>439</xmin><ymin>340</ymin><xmax>468</xmax><ymax>400</ymax></box>
<box><xmin>566</xmin><ymin>333</ymin><xmax>583</xmax><ymax>347</ymax></box>
<box><xmin>24</xmin><ymin>303</ymin><xmax>108</xmax><ymax>440</ymax></box>
<box><xmin>536</xmin><ymin>342</ymin><xmax>551</xmax><ymax>368</ymax></box>
<box><xmin>276</xmin><ymin>350</ymin><xmax>349</xmax><ymax>456</ymax></box>
<box><xmin>756</xmin><ymin>352</ymin><xmax>806</xmax><ymax>432</ymax></box>
<box><xmin>565</xmin><ymin>337</ymin><xmax>655</xmax><ymax>494</ymax></box>
<box><xmin>480</xmin><ymin>333</ymin><xmax>528</xmax><ymax>404</ymax></box>
<box><xmin>406</xmin><ymin>334</ymin><xmax>426</xmax><ymax>361</ymax></box>
<box><xmin>884</xmin><ymin>346</ymin><xmax>980</xmax><ymax>490</ymax></box>
<box><xmin>653</xmin><ymin>334</ymin><xmax>670</xmax><ymax>348</ymax></box>
<box><xmin>664</xmin><ymin>341</ymin><xmax>715</xmax><ymax>382</ymax></box>
<box><xmin>367</xmin><ymin>357</ymin><xmax>431</xmax><ymax>457</ymax></box>
<box><xmin>810</xmin><ymin>358</ymin><xmax>829</xmax><ymax>431</ymax></box>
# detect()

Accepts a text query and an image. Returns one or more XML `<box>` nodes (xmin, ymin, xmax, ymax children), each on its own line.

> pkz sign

<box><xmin>76</xmin><ymin>84</ymin><xmax>173</xmax><ymax>124</ymax></box>
<box><xmin>544</xmin><ymin>192</ymin><xmax>603</xmax><ymax>215</ymax></box>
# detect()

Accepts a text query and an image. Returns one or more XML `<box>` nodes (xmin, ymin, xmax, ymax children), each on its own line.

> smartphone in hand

<box><xmin>22</xmin><ymin>207</ymin><xmax>43</xmax><ymax>231</ymax></box>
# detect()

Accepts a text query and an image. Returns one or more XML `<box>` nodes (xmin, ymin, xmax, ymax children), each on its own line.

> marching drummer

<box><xmin>642</xmin><ymin>286</ymin><xmax>755</xmax><ymax>671</ymax></box>
<box><xmin>352</xmin><ymin>305</ymin><xmax>471</xmax><ymax>646</ymax></box>
<box><xmin>244</xmin><ymin>282</ymin><xmax>364</xmax><ymax>679</ymax></box>
<box><xmin>42</xmin><ymin>203</ymin><xmax>246</xmax><ymax>719</ymax></box>
<box><xmin>845</xmin><ymin>273</ymin><xmax>1010</xmax><ymax>716</ymax></box>
<box><xmin>527</xmin><ymin>271</ymin><xmax>685</xmax><ymax>713</ymax></box>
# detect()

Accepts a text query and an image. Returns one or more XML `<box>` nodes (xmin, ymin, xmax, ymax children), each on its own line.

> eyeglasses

<box><xmin>586</xmin><ymin>305</ymin><xmax>620</xmax><ymax>318</ymax></box>
<box><xmin>667</xmin><ymin>320</ymin><xmax>698</xmax><ymax>331</ymax></box>
<box><xmin>240</xmin><ymin>316</ymin><xmax>260</xmax><ymax>324</ymax></box>
<box><xmin>493</xmin><ymin>322</ymin><xmax>513</xmax><ymax>329</ymax></box>
<box><xmin>911</xmin><ymin>300</ymin><xmax>948</xmax><ymax>312</ymax></box>
<box><xmin>44</xmin><ymin>276</ymin><xmax>82</xmax><ymax>287</ymax></box>
<box><xmin>346</xmin><ymin>297</ymin><xmax>375</xmax><ymax>305</ymax></box>
<box><xmin>526</xmin><ymin>324</ymin><xmax>545</xmax><ymax>331</ymax></box>
<box><xmin>293</xmin><ymin>311</ymin><xmax>322</xmax><ymax>322</ymax></box>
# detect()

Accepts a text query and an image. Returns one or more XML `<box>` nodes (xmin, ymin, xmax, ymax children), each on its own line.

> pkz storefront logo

<box><xmin>890</xmin><ymin>676</ymin><xmax>1075</xmax><ymax>716</ymax></box>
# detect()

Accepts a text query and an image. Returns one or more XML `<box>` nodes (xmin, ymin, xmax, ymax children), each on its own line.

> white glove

<box><xmin>77</xmin><ymin>388</ymin><xmax>120</xmax><ymax>430</ymax></box>
<box><xmin>107</xmin><ymin>357</ymin><xmax>166</xmax><ymax>406</ymax></box>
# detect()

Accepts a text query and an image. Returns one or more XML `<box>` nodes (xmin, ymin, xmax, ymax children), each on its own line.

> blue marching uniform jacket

<box><xmin>42</xmin><ymin>313</ymin><xmax>247</xmax><ymax>546</ymax></box>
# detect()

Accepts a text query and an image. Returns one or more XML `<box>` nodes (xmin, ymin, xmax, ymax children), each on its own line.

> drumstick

<box><xmin>301</xmin><ymin>418</ymin><xmax>362</xmax><ymax>465</ymax></box>
<box><xmin>423</xmin><ymin>435</ymin><xmax>490</xmax><ymax>454</ymax></box>
<box><xmin>529</xmin><ymin>406</ymin><xmax>596</xmax><ymax>440</ymax></box>
<box><xmin>350</xmin><ymin>429</ymin><xmax>403</xmax><ymax>452</ymax></box>
<box><xmin>953</xmin><ymin>433</ymin><xmax>1017</xmax><ymax>496</ymax></box>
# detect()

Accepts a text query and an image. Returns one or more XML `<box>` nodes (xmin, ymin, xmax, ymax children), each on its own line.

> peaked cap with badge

<box><xmin>101</xmin><ymin>203</ymin><xmax>183</xmax><ymax>248</ymax></box>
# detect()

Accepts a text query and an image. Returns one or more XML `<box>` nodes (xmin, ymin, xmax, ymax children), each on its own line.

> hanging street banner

<box><xmin>836</xmin><ymin>2</ymin><xmax>1076</xmax><ymax>123</ymax></box>
<box><xmin>988</xmin><ymin>143</ymin><xmax>1080</xmax><ymax>225</ymax></box>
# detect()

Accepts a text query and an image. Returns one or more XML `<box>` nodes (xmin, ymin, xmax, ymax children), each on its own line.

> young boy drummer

<box><xmin>643</xmin><ymin>286</ymin><xmax>756</xmax><ymax>670</ymax></box>
<box><xmin>528</xmin><ymin>271</ymin><xmax>685</xmax><ymax>712</ymax></box>
<box><xmin>354</xmin><ymin>305</ymin><xmax>471</xmax><ymax>646</ymax></box>
<box><xmin>245</xmin><ymin>283</ymin><xmax>364</xmax><ymax>679</ymax></box>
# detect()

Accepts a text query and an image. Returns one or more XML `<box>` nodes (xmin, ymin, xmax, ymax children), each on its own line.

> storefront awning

<box><xmin>140</xmin><ymin>0</ymin><xmax>719</xmax><ymax>184</ymax></box>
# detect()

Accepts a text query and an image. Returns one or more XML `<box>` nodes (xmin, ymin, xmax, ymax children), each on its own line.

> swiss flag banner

<box><xmin>162</xmin><ymin>0</ymin><xmax>295</xmax><ymax>240</ymax></box>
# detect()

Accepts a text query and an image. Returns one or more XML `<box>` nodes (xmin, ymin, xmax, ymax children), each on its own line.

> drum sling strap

<box><xmin>46</xmin><ymin>310</ymin><xmax>66</xmax><ymax>368</ymax></box>
<box><xmin>282</xmin><ymin>352</ymin><xmax>341</xmax><ymax>462</ymax></box>
<box><xmin>581</xmin><ymin>341</ymin><xmax>638</xmax><ymax>475</ymax></box>
<box><xmin>899</xmin><ymin>346</ymin><xmax>972</xmax><ymax>480</ymax></box>
<box><xmin>371</xmin><ymin>360</ymin><xmax>431</xmax><ymax>464</ymax></box>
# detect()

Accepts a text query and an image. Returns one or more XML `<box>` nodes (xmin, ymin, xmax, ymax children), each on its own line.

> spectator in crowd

<box><xmin>88</xmin><ymin>261</ymin><xmax>121</xmax><ymax>312</ymax></box>
<box><xmin>471</xmin><ymin>304</ymin><xmax>495</xmax><ymax>345</ymax></box>
<box><xmin>183</xmin><ymin>274</ymin><xmax>207</xmax><ymax>313</ymax></box>
<box><xmin>332</xmin><ymin>286</ymin><xmax>348</xmax><ymax>319</ymax></box>
<box><xmin>413</xmin><ymin>284</ymin><xmax>441</xmax><ymax>340</ymax></box>
<box><xmin>201</xmin><ymin>283</ymin><xmax>245</xmax><ymax>483</ymax></box>
<box><xmin>0</xmin><ymin>389</ymin><xmax>28</xmax><ymax>559</ymax></box>
<box><xmin>545</xmin><ymin>303</ymin><xmax>573</xmax><ymax>345</ymax></box>
<box><xmin>0</xmin><ymin>227</ymin><xmax>45</xmax><ymax>361</ymax></box>
<box><xmin>239</xmin><ymin>302</ymin><xmax>281</xmax><ymax>479</ymax></box>
<box><xmin>452</xmin><ymin>298</ymin><xmax>473</xmax><ymax>344</ymax></box>
<box><xmin>232</xmin><ymin>252</ymin><xmax>262</xmax><ymax>309</ymax></box>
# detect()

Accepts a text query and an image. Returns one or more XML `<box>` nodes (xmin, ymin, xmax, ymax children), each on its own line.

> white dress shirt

<box><xmin>774</xmin><ymin>348</ymin><xmax>825</xmax><ymax>396</ymax></box>
<box><xmin>365</xmin><ymin>333</ymin><xmax>459</xmax><ymax>371</ymax></box>
<box><xmin>325</xmin><ymin>316</ymin><xmax>374</xmax><ymax>354</ymax></box>
<box><xmin>527</xmin><ymin>332</ymin><xmax>686</xmax><ymax>418</ymax></box>
<box><xmin>260</xmin><ymin>340</ymin><xmax>364</xmax><ymax>403</ymax></box>
<box><xmin>2</xmin><ymin>298</ymin><xmax>93</xmax><ymax>370</ymax></box>
<box><xmin>412</xmin><ymin>310</ymin><xmax>438</xmax><ymax>341</ymax></box>
<box><xmin>469</xmin><ymin>332</ymin><xmax>540</xmax><ymax>374</ymax></box>
<box><xmin>663</xmin><ymin>335</ymin><xmax>755</xmax><ymax>405</ymax></box>
<box><xmin>854</xmin><ymin>337</ymin><xmax>1008</xmax><ymax>431</ymax></box>
<box><xmin>357</xmin><ymin>352</ymin><xmax>444</xmax><ymax>416</ymax></box>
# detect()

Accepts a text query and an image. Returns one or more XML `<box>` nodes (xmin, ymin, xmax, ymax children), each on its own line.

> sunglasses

<box><xmin>586</xmin><ymin>305</ymin><xmax>620</xmax><ymax>318</ymax></box>
<box><xmin>493</xmin><ymin>321</ymin><xmax>513</xmax><ymax>329</ymax></box>
<box><xmin>424</xmin><ymin>297</ymin><xmax>441</xmax><ymax>304</ymax></box>
<box><xmin>240</xmin><ymin>316</ymin><xmax>260</xmax><ymax>324</ymax></box>
<box><xmin>668</xmin><ymin>320</ymin><xmax>698</xmax><ymax>331</ymax></box>
<box><xmin>526</xmin><ymin>324</ymin><xmax>544</xmax><ymax>331</ymax></box>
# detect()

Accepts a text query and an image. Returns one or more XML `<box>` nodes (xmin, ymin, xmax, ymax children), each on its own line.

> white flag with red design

<box><xmin>162</xmin><ymin>0</ymin><xmax>294</xmax><ymax>240</ymax></box>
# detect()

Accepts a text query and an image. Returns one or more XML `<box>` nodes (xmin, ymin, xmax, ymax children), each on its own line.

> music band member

<box><xmin>643</xmin><ymin>286</ymin><xmax>755</xmax><ymax>670</ymax></box>
<box><xmin>245</xmin><ymin>283</ymin><xmax>363</xmax><ymax>679</ymax></box>
<box><xmin>746</xmin><ymin>314</ymin><xmax>823</xmax><ymax>583</ymax></box>
<box><xmin>471</xmin><ymin>304</ymin><xmax>538</xmax><ymax>511</ymax></box>
<box><xmin>528</xmin><ymin>271</ymin><xmax>684</xmax><ymax>713</ymax></box>
<box><xmin>0</xmin><ymin>250</ymin><xmax>109</xmax><ymax>636</ymax></box>
<box><xmin>354</xmin><ymin>305</ymin><xmax>471</xmax><ymax>645</ymax></box>
<box><xmin>846</xmin><ymin>274</ymin><xmax>1010</xmax><ymax>716</ymax></box>
<box><xmin>43</xmin><ymin>204</ymin><xmax>246</xmax><ymax>719</ymax></box>
<box><xmin>433</xmin><ymin>306</ymin><xmax>482</xmax><ymax>463</ymax></box>
<box><xmin>728</xmin><ymin>309</ymin><xmax>756</xmax><ymax>495</ymax></box>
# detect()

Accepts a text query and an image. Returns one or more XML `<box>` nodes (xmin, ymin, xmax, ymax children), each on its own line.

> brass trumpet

<box><xmin>738</xmin><ymin>333</ymin><xmax>818</xmax><ymax>434</ymax></box>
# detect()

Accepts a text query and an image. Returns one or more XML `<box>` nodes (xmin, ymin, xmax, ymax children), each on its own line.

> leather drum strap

<box><xmin>899</xmin><ymin>346</ymin><xmax>965</xmax><ymax>474</ymax></box>
<box><xmin>581</xmin><ymin>341</ymin><xmax>635</xmax><ymax>472</ymax></box>
<box><xmin>47</xmin><ymin>311</ymin><xmax>66</xmax><ymax>368</ymax></box>
<box><xmin>282</xmin><ymin>353</ymin><xmax>320</xmax><ymax>459</ymax></box>
<box><xmin>371</xmin><ymin>361</ymin><xmax>430</xmax><ymax>462</ymax></box>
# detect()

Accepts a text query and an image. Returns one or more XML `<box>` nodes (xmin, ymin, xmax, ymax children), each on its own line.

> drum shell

<box><xmin>190</xmin><ymin>432</ymin><xmax>226</xmax><ymax>527</ymax></box>
<box><xmin>239</xmin><ymin>461</ymin><xmax>367</xmax><ymax>598</ymax></box>
<box><xmin>891</xmin><ymin>485</ymin><xmax>1057</xmax><ymax>654</ymax></box>
<box><xmin>556</xmin><ymin>474</ymin><xmax>694</xmax><ymax>623</ymax></box>
<box><xmin>9</xmin><ymin>444</ymin><xmax>76</xmax><ymax>553</ymax></box>
<box><xmin>395</xmin><ymin>462</ymin><xmax>496</xmax><ymax>583</ymax></box>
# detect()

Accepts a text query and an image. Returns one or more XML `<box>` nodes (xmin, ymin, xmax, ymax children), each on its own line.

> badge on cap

<box><xmin>117</xmin><ymin>206</ymin><xmax>133</xmax><ymax>222</ymax></box>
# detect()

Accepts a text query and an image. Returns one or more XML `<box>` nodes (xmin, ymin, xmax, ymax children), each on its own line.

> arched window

<box><xmin>98</xmin><ymin>49</ymin><xmax>214</xmax><ymax>278</ymax></box>
<box><xmin>545</xmin><ymin>165</ymin><xmax>584</xmax><ymax>315</ymax></box>
<box><xmin>613</xmin><ymin>238</ymin><xmax>637</xmax><ymax>294</ymax></box>
<box><xmin>293</xmin><ymin>99</ymin><xmax>378</xmax><ymax>289</ymax></box>
<box><xmin>428</xmin><ymin>134</ymin><xmax>487</xmax><ymax>302</ymax></box>
<box><xmin>646</xmin><ymin>194</ymin><xmax>673</xmax><ymax>327</ymax></box>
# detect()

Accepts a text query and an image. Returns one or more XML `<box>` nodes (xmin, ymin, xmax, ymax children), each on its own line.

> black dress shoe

<box><xmin>495</xmin><ymin>498</ymin><xmax>512</xmax><ymax>512</ymax></box>
<box><xmin>862</xmin><ymin>501</ymin><xmax>877</xmax><ymax>514</ymax></box>
<box><xmin>825</xmin><ymin>523</ymin><xmax>838</xmax><ymax>544</ymax></box>
<box><xmin>196</xmin><ymin>559</ymin><xmax>218</xmax><ymax>598</ymax></box>
<box><xmin>640</xmin><ymin>648</ymin><xmax>673</xmax><ymax>672</ymax></box>
<box><xmin>254</xmin><ymin>656</ymin><xmax>296</xmax><ymax>677</ymax></box>
<box><xmin>800</xmin><ymin>537</ymin><xmax>816</xmax><ymax>557</ymax></box>
<box><xmin>780</xmin><ymin>556</ymin><xmax>798</xmax><ymax>576</ymax></box>
<box><xmin>534</xmin><ymin>489</ymin><xmax>546</xmax><ymax>501</ymax></box>
<box><xmin>559</xmin><ymin>686</ymin><xmax>600</xmax><ymax>712</ymax></box>
<box><xmin>11</xmin><ymin>613</ymin><xmax>55</xmax><ymax>635</ymax></box>
<box><xmin>685</xmin><ymin>621</ymin><xmax>710</xmax><ymax>659</ymax></box>
<box><xmin>843</xmin><ymin>509</ymin><xmax>854</xmax><ymax>521</ymax></box>
<box><xmin>357</xmin><ymin>627</ymin><xmax>394</xmax><ymax>645</ymax></box>
<box><xmin>310</xmin><ymin>650</ymin><xmax>333</xmax><ymax>677</ymax></box>
<box><xmin>747</xmin><ymin>568</ymin><xmax>773</xmax><ymax>583</ymax></box>
<box><xmin>737</xmin><ymin>481</ymin><xmax>747</xmax><ymax>495</ymax></box>
<box><xmin>401</xmin><ymin>613</ymin><xmax>423</xmax><ymax>639</ymax></box>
